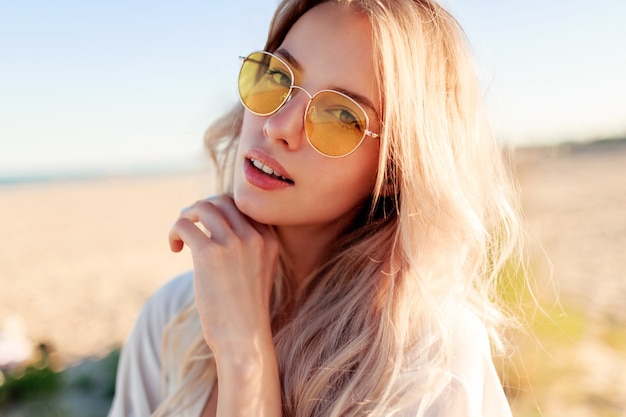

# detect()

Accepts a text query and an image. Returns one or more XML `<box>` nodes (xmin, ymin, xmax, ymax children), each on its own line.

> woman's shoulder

<box><xmin>143</xmin><ymin>271</ymin><xmax>195</xmax><ymax>322</ymax></box>
<box><xmin>108</xmin><ymin>272</ymin><xmax>196</xmax><ymax>415</ymax></box>
<box><xmin>448</xmin><ymin>306</ymin><xmax>492</xmax><ymax>366</ymax></box>
<box><xmin>122</xmin><ymin>271</ymin><xmax>196</xmax><ymax>352</ymax></box>
<box><xmin>440</xmin><ymin>306</ymin><xmax>512</xmax><ymax>417</ymax></box>
<box><xmin>440</xmin><ymin>304</ymin><xmax>495</xmax><ymax>384</ymax></box>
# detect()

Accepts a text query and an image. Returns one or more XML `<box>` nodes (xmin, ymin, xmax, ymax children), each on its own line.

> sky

<box><xmin>1</xmin><ymin>0</ymin><xmax>625</xmax><ymax>178</ymax></box>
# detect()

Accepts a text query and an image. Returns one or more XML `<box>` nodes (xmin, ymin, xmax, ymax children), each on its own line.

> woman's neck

<box><xmin>273</xmin><ymin>201</ymin><xmax>369</xmax><ymax>294</ymax></box>
<box><xmin>275</xmin><ymin>222</ymin><xmax>345</xmax><ymax>288</ymax></box>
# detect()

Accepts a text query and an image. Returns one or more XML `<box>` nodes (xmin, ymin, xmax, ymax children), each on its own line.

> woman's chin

<box><xmin>233</xmin><ymin>191</ymin><xmax>275</xmax><ymax>226</ymax></box>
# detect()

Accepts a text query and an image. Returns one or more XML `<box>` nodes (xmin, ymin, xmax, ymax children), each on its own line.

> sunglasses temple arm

<box><xmin>365</xmin><ymin>129</ymin><xmax>380</xmax><ymax>139</ymax></box>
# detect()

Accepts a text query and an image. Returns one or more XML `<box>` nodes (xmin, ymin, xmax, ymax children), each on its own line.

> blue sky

<box><xmin>1</xmin><ymin>0</ymin><xmax>625</xmax><ymax>177</ymax></box>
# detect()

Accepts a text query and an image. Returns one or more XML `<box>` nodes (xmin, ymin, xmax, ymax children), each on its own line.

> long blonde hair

<box><xmin>155</xmin><ymin>1</ymin><xmax>524</xmax><ymax>415</ymax></box>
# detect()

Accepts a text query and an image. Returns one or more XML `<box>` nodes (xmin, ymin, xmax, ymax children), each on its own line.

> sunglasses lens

<box><xmin>238</xmin><ymin>52</ymin><xmax>373</xmax><ymax>157</ymax></box>
<box><xmin>305</xmin><ymin>91</ymin><xmax>368</xmax><ymax>157</ymax></box>
<box><xmin>238</xmin><ymin>52</ymin><xmax>292</xmax><ymax>115</ymax></box>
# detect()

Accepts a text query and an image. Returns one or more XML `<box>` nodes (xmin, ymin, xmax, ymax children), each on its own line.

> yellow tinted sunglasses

<box><xmin>237</xmin><ymin>51</ymin><xmax>380</xmax><ymax>158</ymax></box>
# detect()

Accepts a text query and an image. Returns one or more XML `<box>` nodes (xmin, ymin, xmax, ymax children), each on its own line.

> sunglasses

<box><xmin>237</xmin><ymin>51</ymin><xmax>380</xmax><ymax>158</ymax></box>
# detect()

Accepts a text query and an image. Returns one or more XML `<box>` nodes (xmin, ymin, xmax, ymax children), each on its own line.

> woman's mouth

<box><xmin>249</xmin><ymin>158</ymin><xmax>294</xmax><ymax>184</ymax></box>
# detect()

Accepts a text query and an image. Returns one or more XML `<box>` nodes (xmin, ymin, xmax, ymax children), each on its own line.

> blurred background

<box><xmin>1</xmin><ymin>0</ymin><xmax>625</xmax><ymax>415</ymax></box>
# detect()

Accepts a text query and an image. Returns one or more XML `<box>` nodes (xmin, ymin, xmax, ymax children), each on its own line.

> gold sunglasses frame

<box><xmin>238</xmin><ymin>50</ymin><xmax>380</xmax><ymax>158</ymax></box>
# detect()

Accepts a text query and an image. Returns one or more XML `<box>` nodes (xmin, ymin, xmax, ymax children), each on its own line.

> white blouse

<box><xmin>108</xmin><ymin>272</ymin><xmax>513</xmax><ymax>417</ymax></box>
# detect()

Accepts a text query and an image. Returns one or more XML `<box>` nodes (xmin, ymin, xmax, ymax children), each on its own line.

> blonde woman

<box><xmin>109</xmin><ymin>0</ymin><xmax>524</xmax><ymax>416</ymax></box>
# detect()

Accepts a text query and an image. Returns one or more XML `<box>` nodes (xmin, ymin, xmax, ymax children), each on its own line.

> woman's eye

<box><xmin>265</xmin><ymin>69</ymin><xmax>291</xmax><ymax>87</ymax></box>
<box><xmin>327</xmin><ymin>108</ymin><xmax>362</xmax><ymax>130</ymax></box>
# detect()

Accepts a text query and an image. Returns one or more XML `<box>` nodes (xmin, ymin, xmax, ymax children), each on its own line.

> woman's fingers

<box><xmin>168</xmin><ymin>217</ymin><xmax>210</xmax><ymax>252</ymax></box>
<box><xmin>168</xmin><ymin>195</ymin><xmax>259</xmax><ymax>251</ymax></box>
<box><xmin>206</xmin><ymin>195</ymin><xmax>257</xmax><ymax>238</ymax></box>
<box><xmin>169</xmin><ymin>200</ymin><xmax>224</xmax><ymax>252</ymax></box>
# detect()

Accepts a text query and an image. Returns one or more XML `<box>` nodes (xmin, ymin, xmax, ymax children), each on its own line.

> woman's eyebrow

<box><xmin>274</xmin><ymin>48</ymin><xmax>380</xmax><ymax>119</ymax></box>
<box><xmin>275</xmin><ymin>48</ymin><xmax>302</xmax><ymax>72</ymax></box>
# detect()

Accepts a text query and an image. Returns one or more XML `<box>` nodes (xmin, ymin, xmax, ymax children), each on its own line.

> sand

<box><xmin>510</xmin><ymin>142</ymin><xmax>626</xmax><ymax>415</ymax></box>
<box><xmin>514</xmin><ymin>142</ymin><xmax>626</xmax><ymax>321</ymax></box>
<box><xmin>0</xmin><ymin>142</ymin><xmax>625</xmax><ymax>414</ymax></box>
<box><xmin>0</xmin><ymin>171</ymin><xmax>215</xmax><ymax>364</ymax></box>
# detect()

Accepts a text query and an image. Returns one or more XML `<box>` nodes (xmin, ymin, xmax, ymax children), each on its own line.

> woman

<box><xmin>109</xmin><ymin>0</ymin><xmax>524</xmax><ymax>416</ymax></box>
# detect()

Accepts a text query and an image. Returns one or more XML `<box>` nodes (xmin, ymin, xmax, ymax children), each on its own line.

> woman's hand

<box><xmin>168</xmin><ymin>195</ymin><xmax>279</xmax><ymax>356</ymax></box>
<box><xmin>169</xmin><ymin>195</ymin><xmax>282</xmax><ymax>416</ymax></box>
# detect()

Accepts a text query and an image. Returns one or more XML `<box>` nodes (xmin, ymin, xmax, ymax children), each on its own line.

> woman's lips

<box><xmin>249</xmin><ymin>158</ymin><xmax>294</xmax><ymax>183</ymax></box>
<box><xmin>243</xmin><ymin>150</ymin><xmax>294</xmax><ymax>190</ymax></box>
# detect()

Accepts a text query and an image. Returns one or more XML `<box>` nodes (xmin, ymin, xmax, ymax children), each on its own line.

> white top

<box><xmin>108</xmin><ymin>272</ymin><xmax>513</xmax><ymax>417</ymax></box>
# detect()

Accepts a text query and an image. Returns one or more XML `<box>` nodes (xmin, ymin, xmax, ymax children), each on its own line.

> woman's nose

<box><xmin>262</xmin><ymin>92</ymin><xmax>309</xmax><ymax>151</ymax></box>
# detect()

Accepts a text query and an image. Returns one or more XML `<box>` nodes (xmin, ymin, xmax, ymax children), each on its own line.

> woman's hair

<box><xmin>154</xmin><ymin>1</ymin><xmax>525</xmax><ymax>415</ymax></box>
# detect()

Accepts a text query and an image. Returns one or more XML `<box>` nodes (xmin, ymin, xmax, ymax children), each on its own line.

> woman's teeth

<box><xmin>250</xmin><ymin>158</ymin><xmax>291</xmax><ymax>182</ymax></box>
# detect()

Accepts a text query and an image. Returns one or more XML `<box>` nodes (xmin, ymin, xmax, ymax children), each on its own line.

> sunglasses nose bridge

<box><xmin>277</xmin><ymin>85</ymin><xmax>314</xmax><ymax>123</ymax></box>
<box><xmin>287</xmin><ymin>85</ymin><xmax>319</xmax><ymax>143</ymax></box>
<box><xmin>289</xmin><ymin>85</ymin><xmax>313</xmax><ymax>102</ymax></box>
<box><xmin>289</xmin><ymin>84</ymin><xmax>318</xmax><ymax>123</ymax></box>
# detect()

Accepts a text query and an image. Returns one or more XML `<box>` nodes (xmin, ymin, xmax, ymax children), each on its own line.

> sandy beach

<box><xmin>0</xmin><ymin>171</ymin><xmax>215</xmax><ymax>364</ymax></box>
<box><xmin>510</xmin><ymin>142</ymin><xmax>626</xmax><ymax>415</ymax></box>
<box><xmin>1</xmin><ymin>141</ymin><xmax>625</xmax><ymax>415</ymax></box>
<box><xmin>514</xmin><ymin>142</ymin><xmax>626</xmax><ymax>321</ymax></box>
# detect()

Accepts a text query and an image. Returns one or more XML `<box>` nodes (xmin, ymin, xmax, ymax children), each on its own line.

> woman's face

<box><xmin>233</xmin><ymin>2</ymin><xmax>381</xmax><ymax>230</ymax></box>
